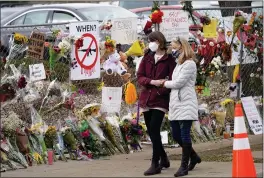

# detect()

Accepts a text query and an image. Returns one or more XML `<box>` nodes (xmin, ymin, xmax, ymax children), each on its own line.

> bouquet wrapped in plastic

<box><xmin>54</xmin><ymin>120</ymin><xmax>67</xmax><ymax>161</ymax></box>
<box><xmin>39</xmin><ymin>79</ymin><xmax>62</xmax><ymax>113</ymax></box>
<box><xmin>6</xmin><ymin>33</ymin><xmax>28</xmax><ymax>62</ymax></box>
<box><xmin>1</xmin><ymin>135</ymin><xmax>28</xmax><ymax>169</ymax></box>
<box><xmin>29</xmin><ymin>106</ymin><xmax>48</xmax><ymax>163</ymax></box>
<box><xmin>105</xmin><ymin>115</ymin><xmax>129</xmax><ymax>154</ymax></box>
<box><xmin>61</xmin><ymin>126</ymin><xmax>78</xmax><ymax>160</ymax></box>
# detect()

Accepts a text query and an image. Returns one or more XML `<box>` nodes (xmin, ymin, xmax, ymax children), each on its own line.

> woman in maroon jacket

<box><xmin>137</xmin><ymin>31</ymin><xmax>176</xmax><ymax>176</ymax></box>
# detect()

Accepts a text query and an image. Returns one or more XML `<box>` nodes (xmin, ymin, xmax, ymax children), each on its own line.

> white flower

<box><xmin>218</xmin><ymin>28</ymin><xmax>223</xmax><ymax>33</ymax></box>
<box><xmin>254</xmin><ymin>48</ymin><xmax>258</xmax><ymax>53</ymax></box>
<box><xmin>216</xmin><ymin>70</ymin><xmax>221</xmax><ymax>75</ymax></box>
<box><xmin>58</xmin><ymin>40</ymin><xmax>71</xmax><ymax>52</ymax></box>
<box><xmin>217</xmin><ymin>44</ymin><xmax>220</xmax><ymax>48</ymax></box>
<box><xmin>217</xmin><ymin>56</ymin><xmax>221</xmax><ymax>60</ymax></box>
<box><xmin>257</xmin><ymin>67</ymin><xmax>261</xmax><ymax>72</ymax></box>
<box><xmin>201</xmin><ymin>33</ymin><xmax>204</xmax><ymax>37</ymax></box>
<box><xmin>215</xmin><ymin>64</ymin><xmax>219</xmax><ymax>69</ymax></box>
<box><xmin>256</xmin><ymin>74</ymin><xmax>260</xmax><ymax>78</ymax></box>
<box><xmin>203</xmin><ymin>38</ymin><xmax>207</xmax><ymax>42</ymax></box>
<box><xmin>250</xmin><ymin>73</ymin><xmax>255</xmax><ymax>77</ymax></box>
<box><xmin>197</xmin><ymin>30</ymin><xmax>202</xmax><ymax>35</ymax></box>
<box><xmin>209</xmin><ymin>42</ymin><xmax>214</xmax><ymax>46</ymax></box>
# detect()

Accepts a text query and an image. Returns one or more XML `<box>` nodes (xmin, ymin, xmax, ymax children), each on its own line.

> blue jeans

<box><xmin>170</xmin><ymin>120</ymin><xmax>193</xmax><ymax>145</ymax></box>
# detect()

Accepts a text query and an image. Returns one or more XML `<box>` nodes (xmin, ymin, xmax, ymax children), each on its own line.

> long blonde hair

<box><xmin>172</xmin><ymin>37</ymin><xmax>197</xmax><ymax>64</ymax></box>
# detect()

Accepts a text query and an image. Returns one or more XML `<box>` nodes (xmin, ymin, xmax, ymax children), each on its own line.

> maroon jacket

<box><xmin>137</xmin><ymin>50</ymin><xmax>176</xmax><ymax>110</ymax></box>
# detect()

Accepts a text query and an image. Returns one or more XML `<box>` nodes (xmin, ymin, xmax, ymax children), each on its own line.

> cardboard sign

<box><xmin>69</xmin><ymin>21</ymin><xmax>100</xmax><ymax>80</ymax></box>
<box><xmin>160</xmin><ymin>10</ymin><xmax>189</xmax><ymax>41</ymax></box>
<box><xmin>241</xmin><ymin>96</ymin><xmax>263</xmax><ymax>135</ymax></box>
<box><xmin>111</xmin><ymin>17</ymin><xmax>138</xmax><ymax>44</ymax></box>
<box><xmin>27</xmin><ymin>32</ymin><xmax>45</xmax><ymax>60</ymax></box>
<box><xmin>203</xmin><ymin>18</ymin><xmax>218</xmax><ymax>38</ymax></box>
<box><xmin>101</xmin><ymin>87</ymin><xmax>122</xmax><ymax>113</ymax></box>
<box><xmin>29</xmin><ymin>63</ymin><xmax>46</xmax><ymax>82</ymax></box>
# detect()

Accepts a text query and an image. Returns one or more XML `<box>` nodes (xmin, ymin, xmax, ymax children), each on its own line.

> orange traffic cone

<box><xmin>232</xmin><ymin>103</ymin><xmax>257</xmax><ymax>177</ymax></box>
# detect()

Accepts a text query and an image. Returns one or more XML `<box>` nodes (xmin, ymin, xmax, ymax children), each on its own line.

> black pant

<box><xmin>170</xmin><ymin>120</ymin><xmax>193</xmax><ymax>145</ymax></box>
<box><xmin>143</xmin><ymin>109</ymin><xmax>166</xmax><ymax>162</ymax></box>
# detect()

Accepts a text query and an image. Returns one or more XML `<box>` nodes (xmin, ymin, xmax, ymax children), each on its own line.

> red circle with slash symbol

<box><xmin>75</xmin><ymin>33</ymin><xmax>99</xmax><ymax>70</ymax></box>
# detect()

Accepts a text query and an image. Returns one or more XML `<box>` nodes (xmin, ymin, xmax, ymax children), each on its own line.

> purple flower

<box><xmin>79</xmin><ymin>89</ymin><xmax>85</xmax><ymax>95</ymax></box>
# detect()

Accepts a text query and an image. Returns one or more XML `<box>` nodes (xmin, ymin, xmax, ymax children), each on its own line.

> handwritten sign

<box><xmin>69</xmin><ymin>21</ymin><xmax>100</xmax><ymax>80</ymax></box>
<box><xmin>29</xmin><ymin>63</ymin><xmax>46</xmax><ymax>82</ymax></box>
<box><xmin>27</xmin><ymin>32</ymin><xmax>45</xmax><ymax>60</ymax></box>
<box><xmin>203</xmin><ymin>18</ymin><xmax>218</xmax><ymax>38</ymax></box>
<box><xmin>160</xmin><ymin>10</ymin><xmax>189</xmax><ymax>41</ymax></box>
<box><xmin>241</xmin><ymin>96</ymin><xmax>263</xmax><ymax>135</ymax></box>
<box><xmin>111</xmin><ymin>17</ymin><xmax>138</xmax><ymax>44</ymax></box>
<box><xmin>101</xmin><ymin>87</ymin><xmax>122</xmax><ymax>113</ymax></box>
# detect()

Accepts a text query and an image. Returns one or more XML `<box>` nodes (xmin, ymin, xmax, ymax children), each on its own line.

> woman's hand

<box><xmin>150</xmin><ymin>80</ymin><xmax>162</xmax><ymax>87</ymax></box>
<box><xmin>159</xmin><ymin>79</ymin><xmax>166</xmax><ymax>88</ymax></box>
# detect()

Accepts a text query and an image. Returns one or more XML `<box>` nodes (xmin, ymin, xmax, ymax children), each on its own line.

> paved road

<box><xmin>2</xmin><ymin>135</ymin><xmax>263</xmax><ymax>177</ymax></box>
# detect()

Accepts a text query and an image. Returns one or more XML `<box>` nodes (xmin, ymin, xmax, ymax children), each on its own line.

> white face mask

<box><xmin>148</xmin><ymin>42</ymin><xmax>159</xmax><ymax>52</ymax></box>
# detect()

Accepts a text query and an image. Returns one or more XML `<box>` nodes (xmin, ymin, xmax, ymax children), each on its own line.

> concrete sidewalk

<box><xmin>2</xmin><ymin>135</ymin><xmax>263</xmax><ymax>177</ymax></box>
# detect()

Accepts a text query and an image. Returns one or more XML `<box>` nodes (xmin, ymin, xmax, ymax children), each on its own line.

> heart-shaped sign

<box><xmin>109</xmin><ymin>96</ymin><xmax>112</xmax><ymax>100</ymax></box>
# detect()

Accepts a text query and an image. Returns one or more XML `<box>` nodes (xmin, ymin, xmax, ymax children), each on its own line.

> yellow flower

<box><xmin>33</xmin><ymin>152</ymin><xmax>43</xmax><ymax>164</ymax></box>
<box><xmin>221</xmin><ymin>99</ymin><xmax>234</xmax><ymax>106</ymax></box>
<box><xmin>97</xmin><ymin>82</ymin><xmax>104</xmax><ymax>91</ymax></box>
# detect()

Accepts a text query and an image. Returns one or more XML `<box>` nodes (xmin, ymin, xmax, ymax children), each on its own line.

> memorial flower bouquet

<box><xmin>105</xmin><ymin>115</ymin><xmax>129</xmax><ymax>153</ymax></box>
<box><xmin>149</xmin><ymin>1</ymin><xmax>164</xmax><ymax>24</ymax></box>
<box><xmin>6</xmin><ymin>33</ymin><xmax>28</xmax><ymax>61</ymax></box>
<box><xmin>29</xmin><ymin>106</ymin><xmax>48</xmax><ymax>163</ymax></box>
<box><xmin>44</xmin><ymin>126</ymin><xmax>57</xmax><ymax>149</ymax></box>
<box><xmin>61</xmin><ymin>126</ymin><xmax>78</xmax><ymax>160</ymax></box>
<box><xmin>79</xmin><ymin>104</ymin><xmax>116</xmax><ymax>156</ymax></box>
<box><xmin>1</xmin><ymin>136</ymin><xmax>28</xmax><ymax>169</ymax></box>
<box><xmin>119</xmin><ymin>118</ymin><xmax>144</xmax><ymax>151</ymax></box>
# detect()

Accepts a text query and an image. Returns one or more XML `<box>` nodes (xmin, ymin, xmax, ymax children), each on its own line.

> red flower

<box><xmin>17</xmin><ymin>76</ymin><xmax>27</xmax><ymax>89</ymax></box>
<box><xmin>81</xmin><ymin>130</ymin><xmax>90</xmax><ymax>138</ymax></box>
<box><xmin>75</xmin><ymin>38</ymin><xmax>84</xmax><ymax>49</ymax></box>
<box><xmin>150</xmin><ymin>10</ymin><xmax>164</xmax><ymax>24</ymax></box>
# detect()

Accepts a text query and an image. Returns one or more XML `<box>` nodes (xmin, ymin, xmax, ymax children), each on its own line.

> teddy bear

<box><xmin>103</xmin><ymin>50</ymin><xmax>127</xmax><ymax>76</ymax></box>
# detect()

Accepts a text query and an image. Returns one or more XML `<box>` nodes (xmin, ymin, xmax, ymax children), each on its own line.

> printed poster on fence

<box><xmin>111</xmin><ymin>17</ymin><xmax>138</xmax><ymax>44</ymax></box>
<box><xmin>241</xmin><ymin>96</ymin><xmax>263</xmax><ymax>135</ymax></box>
<box><xmin>69</xmin><ymin>21</ymin><xmax>100</xmax><ymax>80</ymax></box>
<box><xmin>160</xmin><ymin>10</ymin><xmax>189</xmax><ymax>41</ymax></box>
<box><xmin>27</xmin><ymin>31</ymin><xmax>45</xmax><ymax>60</ymax></box>
<box><xmin>101</xmin><ymin>87</ymin><xmax>122</xmax><ymax>113</ymax></box>
<box><xmin>29</xmin><ymin>63</ymin><xmax>46</xmax><ymax>82</ymax></box>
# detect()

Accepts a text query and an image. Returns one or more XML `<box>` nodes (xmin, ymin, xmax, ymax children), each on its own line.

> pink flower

<box><xmin>81</xmin><ymin>130</ymin><xmax>90</xmax><ymax>138</ymax></box>
<box><xmin>131</xmin><ymin>119</ymin><xmax>137</xmax><ymax>125</ymax></box>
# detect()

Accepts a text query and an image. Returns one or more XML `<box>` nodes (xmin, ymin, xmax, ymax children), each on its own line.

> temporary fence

<box><xmin>0</xmin><ymin>6</ymin><xmax>263</xmax><ymax>124</ymax></box>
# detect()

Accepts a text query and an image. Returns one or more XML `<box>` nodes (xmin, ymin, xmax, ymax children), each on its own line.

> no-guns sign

<box><xmin>69</xmin><ymin>21</ymin><xmax>100</xmax><ymax>80</ymax></box>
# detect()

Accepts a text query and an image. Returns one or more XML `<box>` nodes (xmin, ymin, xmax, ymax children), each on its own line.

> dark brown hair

<box><xmin>148</xmin><ymin>31</ymin><xmax>167</xmax><ymax>50</ymax></box>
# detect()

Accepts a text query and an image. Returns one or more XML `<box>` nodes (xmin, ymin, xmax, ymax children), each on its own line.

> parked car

<box><xmin>0</xmin><ymin>3</ymin><xmax>138</xmax><ymax>58</ymax></box>
<box><xmin>1</xmin><ymin>6</ymin><xmax>33</xmax><ymax>20</ymax></box>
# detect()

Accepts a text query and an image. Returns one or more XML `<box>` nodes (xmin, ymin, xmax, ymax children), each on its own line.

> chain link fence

<box><xmin>0</xmin><ymin>6</ymin><xmax>263</xmax><ymax>117</ymax></box>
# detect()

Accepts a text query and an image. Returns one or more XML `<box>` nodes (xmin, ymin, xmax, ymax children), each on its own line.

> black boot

<box><xmin>174</xmin><ymin>143</ymin><xmax>192</xmax><ymax>177</ymax></box>
<box><xmin>188</xmin><ymin>148</ymin><xmax>201</xmax><ymax>171</ymax></box>
<box><xmin>160</xmin><ymin>153</ymin><xmax>170</xmax><ymax>169</ymax></box>
<box><xmin>144</xmin><ymin>160</ymin><xmax>161</xmax><ymax>176</ymax></box>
